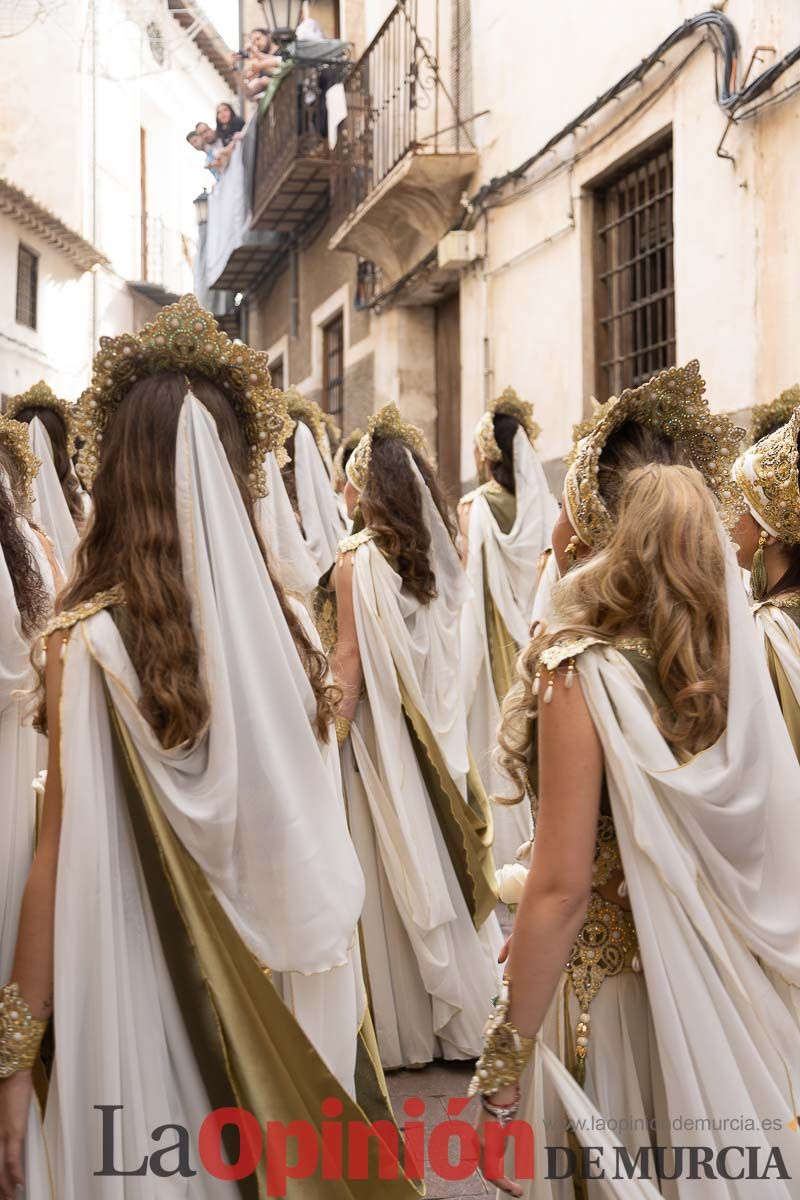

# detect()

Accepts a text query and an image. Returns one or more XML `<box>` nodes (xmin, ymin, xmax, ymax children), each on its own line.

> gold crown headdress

<box><xmin>564</xmin><ymin>360</ymin><xmax>746</xmax><ymax>549</ymax></box>
<box><xmin>76</xmin><ymin>294</ymin><xmax>291</xmax><ymax>498</ymax></box>
<box><xmin>284</xmin><ymin>389</ymin><xmax>328</xmax><ymax>455</ymax></box>
<box><xmin>346</xmin><ymin>404</ymin><xmax>428</xmax><ymax>492</ymax></box>
<box><xmin>6</xmin><ymin>381</ymin><xmax>77</xmax><ymax>459</ymax></box>
<box><xmin>749</xmin><ymin>384</ymin><xmax>800</xmax><ymax>446</ymax></box>
<box><xmin>733</xmin><ymin>404</ymin><xmax>800</xmax><ymax>544</ymax></box>
<box><xmin>333</xmin><ymin>426</ymin><xmax>364</xmax><ymax>488</ymax></box>
<box><xmin>475</xmin><ymin>387</ymin><xmax>541</xmax><ymax>463</ymax></box>
<box><xmin>563</xmin><ymin>396</ymin><xmax>618</xmax><ymax>467</ymax></box>
<box><xmin>0</xmin><ymin>412</ymin><xmax>41</xmax><ymax>505</ymax></box>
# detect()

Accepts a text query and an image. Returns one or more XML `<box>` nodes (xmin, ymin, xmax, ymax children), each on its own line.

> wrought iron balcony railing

<box><xmin>251</xmin><ymin>63</ymin><xmax>336</xmax><ymax>233</ymax></box>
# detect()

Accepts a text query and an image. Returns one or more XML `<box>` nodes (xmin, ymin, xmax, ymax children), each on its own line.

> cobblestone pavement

<box><xmin>387</xmin><ymin>1060</ymin><xmax>492</xmax><ymax>1199</ymax></box>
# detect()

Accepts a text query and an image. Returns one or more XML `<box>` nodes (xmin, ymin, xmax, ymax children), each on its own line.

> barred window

<box><xmin>595</xmin><ymin>139</ymin><xmax>674</xmax><ymax>399</ymax></box>
<box><xmin>16</xmin><ymin>244</ymin><xmax>38</xmax><ymax>329</ymax></box>
<box><xmin>322</xmin><ymin>313</ymin><xmax>344</xmax><ymax>424</ymax></box>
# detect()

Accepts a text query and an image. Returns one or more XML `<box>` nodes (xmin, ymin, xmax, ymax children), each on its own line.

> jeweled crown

<box><xmin>333</xmin><ymin>426</ymin><xmax>364</xmax><ymax>489</ymax></box>
<box><xmin>6</xmin><ymin>381</ymin><xmax>77</xmax><ymax>459</ymax></box>
<box><xmin>475</xmin><ymin>386</ymin><xmax>541</xmax><ymax>464</ymax></box>
<box><xmin>284</xmin><ymin>389</ymin><xmax>329</xmax><ymax>455</ymax></box>
<box><xmin>749</xmin><ymin>384</ymin><xmax>800</xmax><ymax>446</ymax></box>
<box><xmin>733</xmin><ymin>404</ymin><xmax>800</xmax><ymax>544</ymax></box>
<box><xmin>346</xmin><ymin>404</ymin><xmax>428</xmax><ymax>491</ymax></box>
<box><xmin>0</xmin><ymin>412</ymin><xmax>41</xmax><ymax>505</ymax></box>
<box><xmin>76</xmin><ymin>294</ymin><xmax>292</xmax><ymax>498</ymax></box>
<box><xmin>564</xmin><ymin>361</ymin><xmax>746</xmax><ymax>549</ymax></box>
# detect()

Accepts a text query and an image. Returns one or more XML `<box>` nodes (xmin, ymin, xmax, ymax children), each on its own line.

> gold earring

<box><xmin>751</xmin><ymin>529</ymin><xmax>769</xmax><ymax>601</ymax></box>
<box><xmin>565</xmin><ymin>534</ymin><xmax>581</xmax><ymax>565</ymax></box>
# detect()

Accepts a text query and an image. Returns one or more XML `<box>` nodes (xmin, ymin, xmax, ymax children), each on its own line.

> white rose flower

<box><xmin>495</xmin><ymin>861</ymin><xmax>529</xmax><ymax>907</ymax></box>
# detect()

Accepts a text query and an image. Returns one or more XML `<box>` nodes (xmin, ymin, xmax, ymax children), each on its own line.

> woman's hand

<box><xmin>474</xmin><ymin>1087</ymin><xmax>524</xmax><ymax>1198</ymax></box>
<box><xmin>0</xmin><ymin>1070</ymin><xmax>34</xmax><ymax>1198</ymax></box>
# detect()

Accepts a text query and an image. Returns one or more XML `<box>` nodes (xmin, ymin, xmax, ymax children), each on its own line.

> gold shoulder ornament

<box><xmin>41</xmin><ymin>585</ymin><xmax>127</xmax><ymax>640</ymax></box>
<box><xmin>337</xmin><ymin>528</ymin><xmax>375</xmax><ymax>557</ymax></box>
<box><xmin>346</xmin><ymin>403</ymin><xmax>429</xmax><ymax>492</ymax></box>
<box><xmin>564</xmin><ymin>360</ymin><xmax>745</xmax><ymax>550</ymax></box>
<box><xmin>76</xmin><ymin>294</ymin><xmax>291</xmax><ymax>499</ymax></box>
<box><xmin>6</xmin><ymin>380</ymin><xmax>78</xmax><ymax>458</ymax></box>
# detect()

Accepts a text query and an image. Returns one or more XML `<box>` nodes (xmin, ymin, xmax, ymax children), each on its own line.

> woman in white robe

<box><xmin>732</xmin><ymin>404</ymin><xmax>800</xmax><ymax>761</ymax></box>
<box><xmin>281</xmin><ymin>390</ymin><xmax>345</xmax><ymax>578</ymax></box>
<box><xmin>460</xmin><ymin>389</ymin><xmax>558</xmax><ymax>869</ymax></box>
<box><xmin>470</xmin><ymin>362</ymin><xmax>800</xmax><ymax>1199</ymax></box>
<box><xmin>334</xmin><ymin>404</ymin><xmax>503</xmax><ymax>1071</ymax></box>
<box><xmin>6</xmin><ymin>382</ymin><xmax>85</xmax><ymax>574</ymax></box>
<box><xmin>0</xmin><ymin>417</ymin><xmax>60</xmax><ymax>1200</ymax></box>
<box><xmin>0</xmin><ymin>298</ymin><xmax>418</xmax><ymax>1200</ymax></box>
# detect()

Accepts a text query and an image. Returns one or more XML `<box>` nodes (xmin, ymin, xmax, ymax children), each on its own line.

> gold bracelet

<box><xmin>0</xmin><ymin>983</ymin><xmax>48</xmax><ymax>1078</ymax></box>
<box><xmin>468</xmin><ymin>982</ymin><xmax>534</xmax><ymax>1097</ymax></box>
<box><xmin>335</xmin><ymin>716</ymin><xmax>352</xmax><ymax>744</ymax></box>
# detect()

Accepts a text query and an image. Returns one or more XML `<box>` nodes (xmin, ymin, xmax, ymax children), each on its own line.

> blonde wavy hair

<box><xmin>498</xmin><ymin>464</ymin><xmax>730</xmax><ymax>800</ymax></box>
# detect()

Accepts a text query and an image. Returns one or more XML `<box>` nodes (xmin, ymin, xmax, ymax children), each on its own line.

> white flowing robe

<box><xmin>0</xmin><ymin>521</ymin><xmax>56</xmax><ymax>1200</ymax></box>
<box><xmin>514</xmin><ymin>541</ymin><xmax>800</xmax><ymax>1198</ymax></box>
<box><xmin>462</xmin><ymin>430</ymin><xmax>558</xmax><ymax>868</ymax></box>
<box><xmin>293</xmin><ymin>419</ymin><xmax>345</xmax><ymax>576</ymax></box>
<box><xmin>28</xmin><ymin>416</ymin><xmax>80</xmax><ymax>575</ymax></box>
<box><xmin>257</xmin><ymin>450</ymin><xmax>320</xmax><ymax>597</ymax></box>
<box><xmin>343</xmin><ymin>535</ymin><xmax>503</xmax><ymax>1069</ymax></box>
<box><xmin>38</xmin><ymin>398</ymin><xmax>369</xmax><ymax>1198</ymax></box>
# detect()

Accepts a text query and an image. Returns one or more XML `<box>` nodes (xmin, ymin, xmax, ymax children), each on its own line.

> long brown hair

<box><xmin>15</xmin><ymin>406</ymin><xmax>84</xmax><ymax>523</ymax></box>
<box><xmin>361</xmin><ymin>436</ymin><xmax>455</xmax><ymax>604</ymax></box>
<box><xmin>0</xmin><ymin>448</ymin><xmax>50</xmax><ymax>637</ymax></box>
<box><xmin>46</xmin><ymin>374</ymin><xmax>337</xmax><ymax>747</ymax></box>
<box><xmin>498</xmin><ymin>442</ymin><xmax>730</xmax><ymax>799</ymax></box>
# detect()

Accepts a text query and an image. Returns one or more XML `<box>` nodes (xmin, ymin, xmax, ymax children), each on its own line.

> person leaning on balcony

<box><xmin>194</xmin><ymin>121</ymin><xmax>222</xmax><ymax>181</ymax></box>
<box><xmin>230</xmin><ymin>27</ymin><xmax>284</xmax><ymax>101</ymax></box>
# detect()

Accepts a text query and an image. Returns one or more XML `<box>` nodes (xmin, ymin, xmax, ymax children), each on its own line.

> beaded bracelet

<box><xmin>0</xmin><ymin>983</ymin><xmax>48</xmax><ymax>1079</ymax></box>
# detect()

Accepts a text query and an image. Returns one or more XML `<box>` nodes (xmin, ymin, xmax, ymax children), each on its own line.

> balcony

<box><xmin>329</xmin><ymin>1</ymin><xmax>478</xmax><ymax>290</ymax></box>
<box><xmin>251</xmin><ymin>64</ymin><xmax>335</xmax><ymax>233</ymax></box>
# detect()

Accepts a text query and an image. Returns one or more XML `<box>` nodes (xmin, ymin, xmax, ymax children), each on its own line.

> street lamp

<box><xmin>259</xmin><ymin>0</ymin><xmax>304</xmax><ymax>48</ymax></box>
<box><xmin>193</xmin><ymin>189</ymin><xmax>209</xmax><ymax>227</ymax></box>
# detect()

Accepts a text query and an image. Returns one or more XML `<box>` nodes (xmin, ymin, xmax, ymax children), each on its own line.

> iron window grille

<box><xmin>322</xmin><ymin>313</ymin><xmax>344</xmax><ymax>424</ymax></box>
<box><xmin>16</xmin><ymin>243</ymin><xmax>38</xmax><ymax>330</ymax></box>
<box><xmin>595</xmin><ymin>139</ymin><xmax>675</xmax><ymax>399</ymax></box>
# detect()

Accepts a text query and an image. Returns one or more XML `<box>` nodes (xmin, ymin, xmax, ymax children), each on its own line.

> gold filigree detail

<box><xmin>753</xmin><ymin>590</ymin><xmax>800</xmax><ymax>613</ymax></box>
<box><xmin>566</xmin><ymin>892</ymin><xmax>640</xmax><ymax>1084</ymax></box>
<box><xmin>733</xmin><ymin>405</ymin><xmax>800</xmax><ymax>544</ymax></box>
<box><xmin>312</xmin><ymin>591</ymin><xmax>338</xmax><ymax>654</ymax></box>
<box><xmin>0</xmin><ymin>412</ymin><xmax>41</xmax><ymax>505</ymax></box>
<box><xmin>475</xmin><ymin>386</ymin><xmax>541</xmax><ymax>464</ymax></box>
<box><xmin>43</xmin><ymin>585</ymin><xmax>126</xmax><ymax>639</ymax></box>
<box><xmin>564</xmin><ymin>396</ymin><xmax>618</xmax><ymax>467</ymax></box>
<box><xmin>613</xmin><ymin>636</ymin><xmax>655</xmax><ymax>659</ymax></box>
<box><xmin>564</xmin><ymin>361</ymin><xmax>746</xmax><ymax>549</ymax></box>
<box><xmin>538</xmin><ymin>635</ymin><xmax>605</xmax><ymax>673</ymax></box>
<box><xmin>346</xmin><ymin>403</ymin><xmax>429</xmax><ymax>492</ymax></box>
<box><xmin>76</xmin><ymin>294</ymin><xmax>291</xmax><ymax>499</ymax></box>
<box><xmin>592</xmin><ymin>816</ymin><xmax>622</xmax><ymax>887</ymax></box>
<box><xmin>749</xmin><ymin>384</ymin><xmax>800</xmax><ymax>446</ymax></box>
<box><xmin>6</xmin><ymin>380</ymin><xmax>77</xmax><ymax>458</ymax></box>
<box><xmin>0</xmin><ymin>983</ymin><xmax>48</xmax><ymax>1079</ymax></box>
<box><xmin>284</xmin><ymin>389</ymin><xmax>328</xmax><ymax>454</ymax></box>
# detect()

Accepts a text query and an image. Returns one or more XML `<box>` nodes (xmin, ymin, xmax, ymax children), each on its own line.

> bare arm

<box><xmin>506</xmin><ymin>665</ymin><xmax>602</xmax><ymax>1034</ymax></box>
<box><xmin>331</xmin><ymin>553</ymin><xmax>363</xmax><ymax>723</ymax></box>
<box><xmin>0</xmin><ymin>631</ymin><xmax>66</xmax><ymax>1195</ymax></box>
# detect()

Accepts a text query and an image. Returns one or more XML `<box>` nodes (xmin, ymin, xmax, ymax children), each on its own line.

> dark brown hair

<box><xmin>0</xmin><ymin>449</ymin><xmax>50</xmax><ymax>637</ymax></box>
<box><xmin>15</xmin><ymin>406</ymin><xmax>85</xmax><ymax>523</ymax></box>
<box><xmin>489</xmin><ymin>412</ymin><xmax>521</xmax><ymax>493</ymax></box>
<box><xmin>360</xmin><ymin>436</ymin><xmax>455</xmax><ymax>604</ymax></box>
<box><xmin>48</xmin><ymin>374</ymin><xmax>337</xmax><ymax>747</ymax></box>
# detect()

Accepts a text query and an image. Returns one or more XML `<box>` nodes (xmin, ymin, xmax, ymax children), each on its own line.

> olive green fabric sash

<box><xmin>398</xmin><ymin>679</ymin><xmax>497</xmax><ymax>930</ymax></box>
<box><xmin>764</xmin><ymin>638</ymin><xmax>800</xmax><ymax>764</ymax></box>
<box><xmin>480</xmin><ymin>484</ymin><xmax>520</xmax><ymax>704</ymax></box>
<box><xmin>106</xmin><ymin>691</ymin><xmax>422</xmax><ymax>1199</ymax></box>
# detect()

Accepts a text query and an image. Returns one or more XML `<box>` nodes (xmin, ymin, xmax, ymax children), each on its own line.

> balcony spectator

<box><xmin>189</xmin><ymin>122</ymin><xmax>222</xmax><ymax>181</ymax></box>
<box><xmin>231</xmin><ymin>28</ymin><xmax>284</xmax><ymax>101</ymax></box>
<box><xmin>216</xmin><ymin>103</ymin><xmax>245</xmax><ymax>146</ymax></box>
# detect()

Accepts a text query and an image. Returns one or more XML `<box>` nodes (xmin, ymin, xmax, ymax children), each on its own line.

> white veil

<box><xmin>257</xmin><ymin>450</ymin><xmax>320</xmax><ymax>596</ymax></box>
<box><xmin>28</xmin><ymin>416</ymin><xmax>79</xmax><ymax>573</ymax></box>
<box><xmin>293</xmin><ymin>418</ymin><xmax>345</xmax><ymax>575</ymax></box>
<box><xmin>532</xmin><ymin>526</ymin><xmax>800</xmax><ymax>1194</ymax></box>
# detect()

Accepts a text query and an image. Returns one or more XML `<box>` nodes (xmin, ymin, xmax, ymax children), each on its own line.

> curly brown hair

<box><xmin>360</xmin><ymin>436</ymin><xmax>456</xmax><ymax>604</ymax></box>
<box><xmin>14</xmin><ymin>406</ymin><xmax>85</xmax><ymax>524</ymax></box>
<box><xmin>42</xmin><ymin>374</ymin><xmax>338</xmax><ymax>748</ymax></box>
<box><xmin>0</xmin><ymin>449</ymin><xmax>50</xmax><ymax>637</ymax></box>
